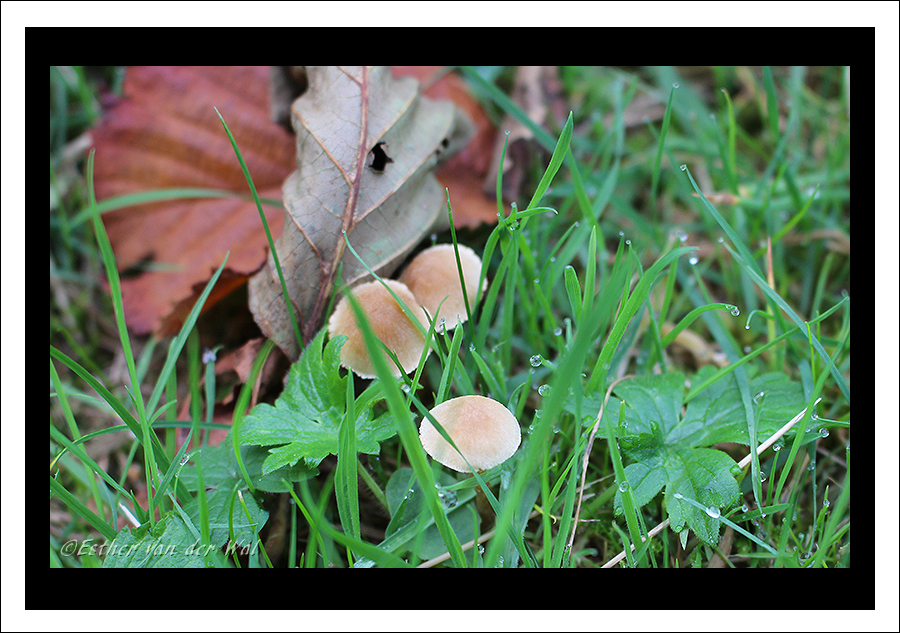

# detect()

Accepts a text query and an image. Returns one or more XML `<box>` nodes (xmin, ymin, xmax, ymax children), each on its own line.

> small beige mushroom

<box><xmin>419</xmin><ymin>395</ymin><xmax>521</xmax><ymax>472</ymax></box>
<box><xmin>327</xmin><ymin>279</ymin><xmax>430</xmax><ymax>379</ymax></box>
<box><xmin>399</xmin><ymin>244</ymin><xmax>485</xmax><ymax>331</ymax></box>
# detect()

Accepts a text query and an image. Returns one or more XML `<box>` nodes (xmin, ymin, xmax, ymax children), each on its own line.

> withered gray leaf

<box><xmin>250</xmin><ymin>66</ymin><xmax>472</xmax><ymax>359</ymax></box>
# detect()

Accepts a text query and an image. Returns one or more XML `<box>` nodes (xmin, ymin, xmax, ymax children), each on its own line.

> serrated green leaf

<box><xmin>102</xmin><ymin>514</ymin><xmax>206</xmax><ymax>568</ymax></box>
<box><xmin>240</xmin><ymin>330</ymin><xmax>397</xmax><ymax>473</ymax></box>
<box><xmin>180</xmin><ymin>435</ymin><xmax>316</xmax><ymax>494</ymax></box>
<box><xmin>680</xmin><ymin>366</ymin><xmax>805</xmax><ymax>447</ymax></box>
<box><xmin>665</xmin><ymin>448</ymin><xmax>742</xmax><ymax>545</ymax></box>
<box><xmin>602</xmin><ymin>369</ymin><xmax>804</xmax><ymax>546</ymax></box>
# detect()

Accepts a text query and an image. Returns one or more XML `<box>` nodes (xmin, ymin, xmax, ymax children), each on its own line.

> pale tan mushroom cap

<box><xmin>419</xmin><ymin>395</ymin><xmax>521</xmax><ymax>472</ymax></box>
<box><xmin>328</xmin><ymin>279</ymin><xmax>430</xmax><ymax>379</ymax></box>
<box><xmin>399</xmin><ymin>244</ymin><xmax>485</xmax><ymax>330</ymax></box>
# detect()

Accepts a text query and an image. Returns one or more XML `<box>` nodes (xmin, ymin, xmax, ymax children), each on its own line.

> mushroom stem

<box><xmin>472</xmin><ymin>473</ymin><xmax>496</xmax><ymax>530</ymax></box>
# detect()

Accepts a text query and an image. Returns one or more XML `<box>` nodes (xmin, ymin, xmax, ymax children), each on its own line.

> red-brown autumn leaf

<box><xmin>90</xmin><ymin>66</ymin><xmax>295</xmax><ymax>336</ymax></box>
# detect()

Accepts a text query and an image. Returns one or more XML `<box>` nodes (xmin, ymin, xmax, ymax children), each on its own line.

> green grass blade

<box><xmin>215</xmin><ymin>107</ymin><xmax>303</xmax><ymax>348</ymax></box>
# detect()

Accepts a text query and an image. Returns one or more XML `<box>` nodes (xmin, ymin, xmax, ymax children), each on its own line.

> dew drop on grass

<box><xmin>538</xmin><ymin>384</ymin><xmax>550</xmax><ymax>396</ymax></box>
<box><xmin>674</xmin><ymin>492</ymin><xmax>684</xmax><ymax>500</ymax></box>
<box><xmin>689</xmin><ymin>255</ymin><xmax>699</xmax><ymax>265</ymax></box>
<box><xmin>618</xmin><ymin>481</ymin><xmax>630</xmax><ymax>493</ymax></box>
<box><xmin>530</xmin><ymin>354</ymin><xmax>543</xmax><ymax>367</ymax></box>
<box><xmin>469</xmin><ymin>343</ymin><xmax>476</xmax><ymax>352</ymax></box>
<box><xmin>705</xmin><ymin>506</ymin><xmax>721</xmax><ymax>519</ymax></box>
<box><xmin>680</xmin><ymin>164</ymin><xmax>687</xmax><ymax>171</ymax></box>
<box><xmin>179</xmin><ymin>452</ymin><xmax>191</xmax><ymax>466</ymax></box>
<box><xmin>730</xmin><ymin>306</ymin><xmax>741</xmax><ymax>317</ymax></box>
<box><xmin>673</xmin><ymin>82</ymin><xmax>680</xmax><ymax>89</ymax></box>
<box><xmin>819</xmin><ymin>427</ymin><xmax>830</xmax><ymax>438</ymax></box>
<box><xmin>553</xmin><ymin>326</ymin><xmax>562</xmax><ymax>337</ymax></box>
<box><xmin>753</xmin><ymin>391</ymin><xmax>766</xmax><ymax>404</ymax></box>
<box><xmin>436</xmin><ymin>485</ymin><xmax>458</xmax><ymax>509</ymax></box>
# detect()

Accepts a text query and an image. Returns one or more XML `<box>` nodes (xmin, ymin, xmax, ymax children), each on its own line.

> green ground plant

<box><xmin>50</xmin><ymin>66</ymin><xmax>850</xmax><ymax>568</ymax></box>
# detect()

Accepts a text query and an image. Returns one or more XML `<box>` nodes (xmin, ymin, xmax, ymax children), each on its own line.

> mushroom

<box><xmin>327</xmin><ymin>278</ymin><xmax>430</xmax><ymax>379</ymax></box>
<box><xmin>419</xmin><ymin>395</ymin><xmax>521</xmax><ymax>472</ymax></box>
<box><xmin>399</xmin><ymin>244</ymin><xmax>485</xmax><ymax>331</ymax></box>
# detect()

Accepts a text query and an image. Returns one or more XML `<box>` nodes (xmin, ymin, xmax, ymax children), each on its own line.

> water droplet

<box><xmin>689</xmin><ymin>256</ymin><xmax>699</xmax><ymax>265</ymax></box>
<box><xmin>400</xmin><ymin>383</ymin><xmax>411</xmax><ymax>394</ymax></box>
<box><xmin>680</xmin><ymin>164</ymin><xmax>687</xmax><ymax>171</ymax></box>
<box><xmin>202</xmin><ymin>348</ymin><xmax>217</xmax><ymax>364</ymax></box>
<box><xmin>673</xmin><ymin>82</ymin><xmax>680</xmax><ymax>89</ymax></box>
<box><xmin>705</xmin><ymin>506</ymin><xmax>721</xmax><ymax>519</ymax></box>
<box><xmin>477</xmin><ymin>544</ymin><xmax>485</xmax><ymax>554</ymax></box>
<box><xmin>730</xmin><ymin>306</ymin><xmax>741</xmax><ymax>317</ymax></box>
<box><xmin>179</xmin><ymin>452</ymin><xmax>191</xmax><ymax>466</ymax></box>
<box><xmin>438</xmin><ymin>318</ymin><xmax>447</xmax><ymax>335</ymax></box>
<box><xmin>618</xmin><ymin>481</ymin><xmax>630</xmax><ymax>493</ymax></box>
<box><xmin>534</xmin><ymin>409</ymin><xmax>542</xmax><ymax>419</ymax></box>
<box><xmin>773</xmin><ymin>440</ymin><xmax>783</xmax><ymax>452</ymax></box>
<box><xmin>436</xmin><ymin>485</ymin><xmax>458</xmax><ymax>509</ymax></box>
<box><xmin>753</xmin><ymin>391</ymin><xmax>766</xmax><ymax>404</ymax></box>
<box><xmin>538</xmin><ymin>384</ymin><xmax>550</xmax><ymax>396</ymax></box>
<box><xmin>530</xmin><ymin>354</ymin><xmax>543</xmax><ymax>367</ymax></box>
<box><xmin>822</xmin><ymin>498</ymin><xmax>830</xmax><ymax>508</ymax></box>
<box><xmin>618</xmin><ymin>230</ymin><xmax>625</xmax><ymax>237</ymax></box>
<box><xmin>819</xmin><ymin>427</ymin><xmax>829</xmax><ymax>438</ymax></box>
<box><xmin>468</xmin><ymin>343</ymin><xmax>476</xmax><ymax>352</ymax></box>
<box><xmin>674</xmin><ymin>492</ymin><xmax>684</xmax><ymax>500</ymax></box>
<box><xmin>717</xmin><ymin>236</ymin><xmax>724</xmax><ymax>243</ymax></box>
<box><xmin>553</xmin><ymin>326</ymin><xmax>562</xmax><ymax>336</ymax></box>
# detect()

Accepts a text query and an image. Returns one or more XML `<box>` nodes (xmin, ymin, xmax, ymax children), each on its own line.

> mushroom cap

<box><xmin>399</xmin><ymin>244</ymin><xmax>485</xmax><ymax>330</ymax></box>
<box><xmin>419</xmin><ymin>395</ymin><xmax>521</xmax><ymax>472</ymax></box>
<box><xmin>327</xmin><ymin>279</ymin><xmax>430</xmax><ymax>379</ymax></box>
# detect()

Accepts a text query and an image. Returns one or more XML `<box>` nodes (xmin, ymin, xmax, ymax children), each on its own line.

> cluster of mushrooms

<box><xmin>327</xmin><ymin>244</ymin><xmax>522</xmax><ymax>476</ymax></box>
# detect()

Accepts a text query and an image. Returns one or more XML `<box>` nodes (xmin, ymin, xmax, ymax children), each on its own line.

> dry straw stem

<box><xmin>600</xmin><ymin>398</ymin><xmax>823</xmax><ymax>568</ymax></box>
<box><xmin>417</xmin><ymin>510</ymin><xmax>541</xmax><ymax>568</ymax></box>
<box><xmin>569</xmin><ymin>375</ymin><xmax>634</xmax><ymax>551</ymax></box>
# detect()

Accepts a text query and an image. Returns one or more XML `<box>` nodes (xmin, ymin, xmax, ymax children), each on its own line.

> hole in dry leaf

<box><xmin>368</xmin><ymin>141</ymin><xmax>393</xmax><ymax>172</ymax></box>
